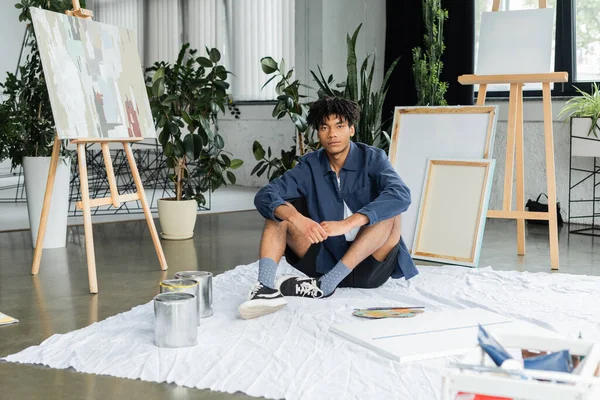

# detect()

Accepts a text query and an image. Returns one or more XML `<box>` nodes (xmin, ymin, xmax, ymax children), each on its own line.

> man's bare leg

<box><xmin>317</xmin><ymin>215</ymin><xmax>401</xmax><ymax>295</ymax></box>
<box><xmin>341</xmin><ymin>215</ymin><xmax>401</xmax><ymax>269</ymax></box>
<box><xmin>259</xmin><ymin>219</ymin><xmax>312</xmax><ymax>266</ymax></box>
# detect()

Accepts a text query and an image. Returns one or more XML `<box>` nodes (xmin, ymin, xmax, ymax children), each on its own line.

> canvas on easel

<box><xmin>29</xmin><ymin>3</ymin><xmax>167</xmax><ymax>294</ymax></box>
<box><xmin>459</xmin><ymin>0</ymin><xmax>566</xmax><ymax>271</ymax></box>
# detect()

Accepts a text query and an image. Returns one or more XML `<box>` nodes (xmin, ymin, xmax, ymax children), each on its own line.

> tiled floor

<box><xmin>0</xmin><ymin>213</ymin><xmax>598</xmax><ymax>399</ymax></box>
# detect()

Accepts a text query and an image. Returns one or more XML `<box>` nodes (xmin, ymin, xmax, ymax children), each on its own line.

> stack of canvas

<box><xmin>388</xmin><ymin>106</ymin><xmax>498</xmax><ymax>267</ymax></box>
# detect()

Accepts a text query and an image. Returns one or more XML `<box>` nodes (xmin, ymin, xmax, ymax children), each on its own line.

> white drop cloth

<box><xmin>3</xmin><ymin>262</ymin><xmax>600</xmax><ymax>400</ymax></box>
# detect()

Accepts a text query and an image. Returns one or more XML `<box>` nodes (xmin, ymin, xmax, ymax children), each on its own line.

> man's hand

<box><xmin>320</xmin><ymin>220</ymin><xmax>350</xmax><ymax>237</ymax></box>
<box><xmin>290</xmin><ymin>214</ymin><xmax>328</xmax><ymax>244</ymax></box>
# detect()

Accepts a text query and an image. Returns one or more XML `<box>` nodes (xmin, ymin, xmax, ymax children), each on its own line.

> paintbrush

<box><xmin>353</xmin><ymin>306</ymin><xmax>425</xmax><ymax>311</ymax></box>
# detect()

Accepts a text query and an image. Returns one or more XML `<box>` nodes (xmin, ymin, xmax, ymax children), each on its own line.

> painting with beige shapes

<box><xmin>30</xmin><ymin>7</ymin><xmax>155</xmax><ymax>139</ymax></box>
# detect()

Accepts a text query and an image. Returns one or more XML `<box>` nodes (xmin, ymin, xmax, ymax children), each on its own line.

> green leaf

<box><xmin>197</xmin><ymin>57</ymin><xmax>213</xmax><ymax>68</ymax></box>
<box><xmin>193</xmin><ymin>134</ymin><xmax>203</xmax><ymax>159</ymax></box>
<box><xmin>230</xmin><ymin>159</ymin><xmax>243</xmax><ymax>170</ymax></box>
<box><xmin>290</xmin><ymin>113</ymin><xmax>307</xmax><ymax>132</ymax></box>
<box><xmin>221</xmin><ymin>154</ymin><xmax>231</xmax><ymax>167</ymax></box>
<box><xmin>183</xmin><ymin>134</ymin><xmax>195</xmax><ymax>160</ymax></box>
<box><xmin>162</xmin><ymin>94</ymin><xmax>179</xmax><ymax>105</ymax></box>
<box><xmin>173</xmin><ymin>139</ymin><xmax>185</xmax><ymax>157</ymax></box>
<box><xmin>209</xmin><ymin>48</ymin><xmax>221</xmax><ymax>63</ymax></box>
<box><xmin>251</xmin><ymin>161</ymin><xmax>264</xmax><ymax>175</ymax></box>
<box><xmin>227</xmin><ymin>171</ymin><xmax>236</xmax><ymax>184</ymax></box>
<box><xmin>166</xmin><ymin>157</ymin><xmax>176</xmax><ymax>169</ymax></box>
<box><xmin>152</xmin><ymin>67</ymin><xmax>165</xmax><ymax>83</ymax></box>
<box><xmin>261</xmin><ymin>57</ymin><xmax>278</xmax><ymax>74</ymax></box>
<box><xmin>158</xmin><ymin>127</ymin><xmax>170</xmax><ymax>147</ymax></box>
<box><xmin>215</xmin><ymin>134</ymin><xmax>224</xmax><ymax>149</ymax></box>
<box><xmin>164</xmin><ymin>142</ymin><xmax>174</xmax><ymax>157</ymax></box>
<box><xmin>152</xmin><ymin>79</ymin><xmax>165</xmax><ymax>97</ymax></box>
<box><xmin>261</xmin><ymin>74</ymin><xmax>278</xmax><ymax>90</ymax></box>
<box><xmin>257</xmin><ymin>163</ymin><xmax>269</xmax><ymax>177</ymax></box>
<box><xmin>253</xmin><ymin>141</ymin><xmax>266</xmax><ymax>161</ymax></box>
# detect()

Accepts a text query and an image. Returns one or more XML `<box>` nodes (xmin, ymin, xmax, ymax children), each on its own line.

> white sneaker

<box><xmin>238</xmin><ymin>282</ymin><xmax>287</xmax><ymax>320</ymax></box>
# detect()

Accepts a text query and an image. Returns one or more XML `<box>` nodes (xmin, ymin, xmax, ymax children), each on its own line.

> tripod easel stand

<box><xmin>458</xmin><ymin>0</ymin><xmax>567</xmax><ymax>270</ymax></box>
<box><xmin>31</xmin><ymin>0</ymin><xmax>168</xmax><ymax>293</ymax></box>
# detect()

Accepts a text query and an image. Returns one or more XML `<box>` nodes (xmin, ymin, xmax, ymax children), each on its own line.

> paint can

<box><xmin>174</xmin><ymin>271</ymin><xmax>213</xmax><ymax>318</ymax></box>
<box><xmin>153</xmin><ymin>292</ymin><xmax>198</xmax><ymax>348</ymax></box>
<box><xmin>159</xmin><ymin>278</ymin><xmax>200</xmax><ymax>325</ymax></box>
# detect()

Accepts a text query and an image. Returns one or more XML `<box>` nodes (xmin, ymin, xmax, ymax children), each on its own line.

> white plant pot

<box><xmin>571</xmin><ymin>117</ymin><xmax>600</xmax><ymax>157</ymax></box>
<box><xmin>23</xmin><ymin>156</ymin><xmax>71</xmax><ymax>249</ymax></box>
<box><xmin>157</xmin><ymin>198</ymin><xmax>198</xmax><ymax>240</ymax></box>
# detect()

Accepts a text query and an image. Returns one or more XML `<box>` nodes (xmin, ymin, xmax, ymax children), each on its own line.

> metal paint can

<box><xmin>174</xmin><ymin>271</ymin><xmax>213</xmax><ymax>318</ymax></box>
<box><xmin>159</xmin><ymin>278</ymin><xmax>200</xmax><ymax>325</ymax></box>
<box><xmin>153</xmin><ymin>292</ymin><xmax>198</xmax><ymax>348</ymax></box>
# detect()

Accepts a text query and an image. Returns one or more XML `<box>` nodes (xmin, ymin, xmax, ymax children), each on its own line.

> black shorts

<box><xmin>283</xmin><ymin>197</ymin><xmax>399</xmax><ymax>289</ymax></box>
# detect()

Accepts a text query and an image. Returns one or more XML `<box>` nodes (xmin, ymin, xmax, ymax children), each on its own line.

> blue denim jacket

<box><xmin>254</xmin><ymin>141</ymin><xmax>418</xmax><ymax>280</ymax></box>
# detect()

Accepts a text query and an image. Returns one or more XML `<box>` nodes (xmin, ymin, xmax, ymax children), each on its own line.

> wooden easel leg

<box><xmin>476</xmin><ymin>84</ymin><xmax>488</xmax><ymax>105</ymax></box>
<box><xmin>123</xmin><ymin>143</ymin><xmax>168</xmax><ymax>271</ymax></box>
<box><xmin>101</xmin><ymin>143</ymin><xmax>120</xmax><ymax>208</ymax></box>
<box><xmin>77</xmin><ymin>144</ymin><xmax>99</xmax><ymax>293</ymax></box>
<box><xmin>515</xmin><ymin>84</ymin><xmax>526</xmax><ymax>255</ymax></box>
<box><xmin>542</xmin><ymin>83</ymin><xmax>560</xmax><ymax>270</ymax></box>
<box><xmin>32</xmin><ymin>135</ymin><xmax>62</xmax><ymax>275</ymax></box>
<box><xmin>503</xmin><ymin>84</ymin><xmax>519</xmax><ymax>212</ymax></box>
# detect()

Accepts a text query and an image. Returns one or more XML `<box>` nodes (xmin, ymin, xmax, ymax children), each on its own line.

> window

<box><xmin>474</xmin><ymin>0</ymin><xmax>600</xmax><ymax>96</ymax></box>
<box><xmin>91</xmin><ymin>0</ymin><xmax>295</xmax><ymax>101</ymax></box>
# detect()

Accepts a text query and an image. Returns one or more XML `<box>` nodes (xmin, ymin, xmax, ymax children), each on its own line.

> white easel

<box><xmin>31</xmin><ymin>0</ymin><xmax>168</xmax><ymax>294</ymax></box>
<box><xmin>459</xmin><ymin>0</ymin><xmax>567</xmax><ymax>270</ymax></box>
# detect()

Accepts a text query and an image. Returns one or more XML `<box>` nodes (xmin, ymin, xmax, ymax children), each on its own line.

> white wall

<box><xmin>0</xmin><ymin>1</ymin><xmax>25</xmax><ymax>96</ymax></box>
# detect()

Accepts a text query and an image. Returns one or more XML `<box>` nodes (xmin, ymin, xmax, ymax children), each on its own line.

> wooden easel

<box><xmin>458</xmin><ymin>0</ymin><xmax>567</xmax><ymax>270</ymax></box>
<box><xmin>31</xmin><ymin>1</ymin><xmax>167</xmax><ymax>293</ymax></box>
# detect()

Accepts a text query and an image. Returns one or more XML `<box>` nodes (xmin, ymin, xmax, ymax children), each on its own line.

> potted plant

<box><xmin>147</xmin><ymin>43</ymin><xmax>242</xmax><ymax>240</ymax></box>
<box><xmin>0</xmin><ymin>0</ymin><xmax>77</xmax><ymax>249</ymax></box>
<box><xmin>559</xmin><ymin>83</ymin><xmax>600</xmax><ymax>158</ymax></box>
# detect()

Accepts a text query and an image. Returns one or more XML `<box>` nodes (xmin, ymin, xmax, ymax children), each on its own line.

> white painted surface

<box><xmin>23</xmin><ymin>156</ymin><xmax>71</xmax><ymax>248</ymax></box>
<box><xmin>476</xmin><ymin>9</ymin><xmax>554</xmax><ymax>75</ymax></box>
<box><xmin>390</xmin><ymin>107</ymin><xmax>497</xmax><ymax>250</ymax></box>
<box><xmin>330</xmin><ymin>308</ymin><xmax>560</xmax><ymax>364</ymax></box>
<box><xmin>413</xmin><ymin>159</ymin><xmax>495</xmax><ymax>266</ymax></box>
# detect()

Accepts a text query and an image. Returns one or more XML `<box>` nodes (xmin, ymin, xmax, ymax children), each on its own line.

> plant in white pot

<box><xmin>559</xmin><ymin>83</ymin><xmax>600</xmax><ymax>158</ymax></box>
<box><xmin>146</xmin><ymin>44</ymin><xmax>242</xmax><ymax>240</ymax></box>
<box><xmin>0</xmin><ymin>0</ymin><xmax>77</xmax><ymax>249</ymax></box>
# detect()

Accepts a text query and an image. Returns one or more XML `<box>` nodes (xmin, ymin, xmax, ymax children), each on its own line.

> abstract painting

<box><xmin>30</xmin><ymin>7</ymin><xmax>155</xmax><ymax>139</ymax></box>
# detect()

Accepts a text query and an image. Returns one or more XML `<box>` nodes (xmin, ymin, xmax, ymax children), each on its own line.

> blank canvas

<box><xmin>30</xmin><ymin>8</ymin><xmax>155</xmax><ymax>139</ymax></box>
<box><xmin>388</xmin><ymin>106</ymin><xmax>497</xmax><ymax>251</ymax></box>
<box><xmin>412</xmin><ymin>159</ymin><xmax>495</xmax><ymax>267</ymax></box>
<box><xmin>476</xmin><ymin>9</ymin><xmax>554</xmax><ymax>75</ymax></box>
<box><xmin>330</xmin><ymin>308</ymin><xmax>561</xmax><ymax>364</ymax></box>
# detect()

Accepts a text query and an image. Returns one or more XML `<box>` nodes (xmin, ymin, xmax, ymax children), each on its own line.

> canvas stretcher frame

<box><xmin>411</xmin><ymin>159</ymin><xmax>495</xmax><ymax>267</ymax></box>
<box><xmin>388</xmin><ymin>106</ymin><xmax>498</xmax><ymax>252</ymax></box>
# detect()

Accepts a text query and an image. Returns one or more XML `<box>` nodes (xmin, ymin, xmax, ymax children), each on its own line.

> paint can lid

<box><xmin>154</xmin><ymin>292</ymin><xmax>196</xmax><ymax>303</ymax></box>
<box><xmin>174</xmin><ymin>271</ymin><xmax>212</xmax><ymax>279</ymax></box>
<box><xmin>159</xmin><ymin>279</ymin><xmax>198</xmax><ymax>289</ymax></box>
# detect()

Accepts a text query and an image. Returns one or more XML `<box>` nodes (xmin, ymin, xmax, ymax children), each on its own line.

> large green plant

<box><xmin>0</xmin><ymin>0</ymin><xmax>79</xmax><ymax>169</ymax></box>
<box><xmin>558</xmin><ymin>83</ymin><xmax>600</xmax><ymax>138</ymax></box>
<box><xmin>146</xmin><ymin>43</ymin><xmax>242</xmax><ymax>206</ymax></box>
<box><xmin>251</xmin><ymin>24</ymin><xmax>399</xmax><ymax>182</ymax></box>
<box><xmin>412</xmin><ymin>0</ymin><xmax>448</xmax><ymax>106</ymax></box>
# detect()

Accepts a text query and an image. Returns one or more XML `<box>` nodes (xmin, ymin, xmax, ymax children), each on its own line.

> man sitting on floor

<box><xmin>238</xmin><ymin>96</ymin><xmax>418</xmax><ymax>320</ymax></box>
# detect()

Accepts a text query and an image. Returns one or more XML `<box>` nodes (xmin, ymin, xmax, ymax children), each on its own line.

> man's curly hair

<box><xmin>306</xmin><ymin>97</ymin><xmax>361</xmax><ymax>131</ymax></box>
